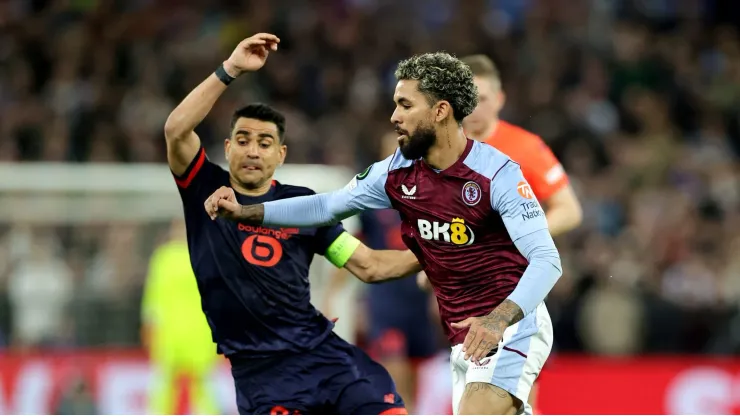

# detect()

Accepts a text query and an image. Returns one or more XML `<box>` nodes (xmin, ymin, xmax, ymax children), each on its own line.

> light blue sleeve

<box><xmin>490</xmin><ymin>161</ymin><xmax>549</xmax><ymax>241</ymax></box>
<box><xmin>491</xmin><ymin>161</ymin><xmax>562</xmax><ymax>316</ymax></box>
<box><xmin>261</xmin><ymin>155</ymin><xmax>394</xmax><ymax>227</ymax></box>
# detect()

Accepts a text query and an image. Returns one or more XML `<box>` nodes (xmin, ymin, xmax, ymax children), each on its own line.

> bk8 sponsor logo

<box><xmin>417</xmin><ymin>218</ymin><xmax>475</xmax><ymax>245</ymax></box>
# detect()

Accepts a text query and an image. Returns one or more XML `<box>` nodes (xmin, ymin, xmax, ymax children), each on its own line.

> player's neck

<box><xmin>230</xmin><ymin>178</ymin><xmax>273</xmax><ymax>197</ymax></box>
<box><xmin>424</xmin><ymin>127</ymin><xmax>468</xmax><ymax>171</ymax></box>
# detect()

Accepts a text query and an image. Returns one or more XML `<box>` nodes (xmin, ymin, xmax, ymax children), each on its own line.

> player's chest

<box><xmin>385</xmin><ymin>173</ymin><xmax>492</xmax><ymax>246</ymax></box>
<box><xmin>223</xmin><ymin>221</ymin><xmax>313</xmax><ymax>268</ymax></box>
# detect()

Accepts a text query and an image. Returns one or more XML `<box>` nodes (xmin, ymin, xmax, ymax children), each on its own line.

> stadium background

<box><xmin>2</xmin><ymin>0</ymin><xmax>740</xmax><ymax>413</ymax></box>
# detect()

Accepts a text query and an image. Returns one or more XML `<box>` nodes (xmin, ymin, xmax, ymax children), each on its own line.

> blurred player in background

<box><xmin>323</xmin><ymin>131</ymin><xmax>440</xmax><ymax>414</ymax></box>
<box><xmin>461</xmin><ymin>54</ymin><xmax>582</xmax><ymax>235</ymax></box>
<box><xmin>165</xmin><ymin>32</ymin><xmax>420</xmax><ymax>415</ymax></box>
<box><xmin>141</xmin><ymin>219</ymin><xmax>218</xmax><ymax>415</ymax></box>
<box><xmin>213</xmin><ymin>52</ymin><xmax>563</xmax><ymax>415</ymax></box>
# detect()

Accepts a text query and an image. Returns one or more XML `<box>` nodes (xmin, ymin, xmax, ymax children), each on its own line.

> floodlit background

<box><xmin>1</xmin><ymin>0</ymin><xmax>740</xmax><ymax>414</ymax></box>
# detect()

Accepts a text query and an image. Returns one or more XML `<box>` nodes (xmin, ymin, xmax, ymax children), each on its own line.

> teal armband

<box><xmin>325</xmin><ymin>232</ymin><xmax>361</xmax><ymax>268</ymax></box>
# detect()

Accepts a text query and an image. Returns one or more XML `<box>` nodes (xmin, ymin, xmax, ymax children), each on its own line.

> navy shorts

<box><xmin>230</xmin><ymin>333</ymin><xmax>407</xmax><ymax>415</ymax></box>
<box><xmin>367</xmin><ymin>292</ymin><xmax>438</xmax><ymax>360</ymax></box>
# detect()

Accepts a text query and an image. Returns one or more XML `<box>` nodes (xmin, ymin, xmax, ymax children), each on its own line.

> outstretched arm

<box><xmin>206</xmin><ymin>157</ymin><xmax>397</xmax><ymax>227</ymax></box>
<box><xmin>324</xmin><ymin>231</ymin><xmax>420</xmax><ymax>283</ymax></box>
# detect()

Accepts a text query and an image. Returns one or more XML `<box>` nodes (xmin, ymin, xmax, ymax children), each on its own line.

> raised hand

<box><xmin>223</xmin><ymin>33</ymin><xmax>280</xmax><ymax>77</ymax></box>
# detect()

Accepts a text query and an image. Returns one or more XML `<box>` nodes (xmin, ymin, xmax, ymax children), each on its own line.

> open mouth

<box><xmin>242</xmin><ymin>165</ymin><xmax>261</xmax><ymax>171</ymax></box>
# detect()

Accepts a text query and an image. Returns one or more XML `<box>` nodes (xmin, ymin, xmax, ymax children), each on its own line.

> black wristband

<box><xmin>215</xmin><ymin>64</ymin><xmax>235</xmax><ymax>85</ymax></box>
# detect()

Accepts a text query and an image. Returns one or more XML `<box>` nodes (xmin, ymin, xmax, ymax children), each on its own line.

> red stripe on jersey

<box><xmin>379</xmin><ymin>408</ymin><xmax>408</xmax><ymax>415</ymax></box>
<box><xmin>175</xmin><ymin>149</ymin><xmax>206</xmax><ymax>189</ymax></box>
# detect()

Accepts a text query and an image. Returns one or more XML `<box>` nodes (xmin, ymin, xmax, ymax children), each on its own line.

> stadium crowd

<box><xmin>1</xmin><ymin>0</ymin><xmax>740</xmax><ymax>356</ymax></box>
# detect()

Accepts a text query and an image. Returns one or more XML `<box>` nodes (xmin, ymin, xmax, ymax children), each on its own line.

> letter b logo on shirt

<box><xmin>242</xmin><ymin>235</ymin><xmax>283</xmax><ymax>267</ymax></box>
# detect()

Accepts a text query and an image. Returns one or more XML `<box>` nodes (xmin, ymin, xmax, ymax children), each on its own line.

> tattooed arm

<box><xmin>481</xmin><ymin>299</ymin><xmax>524</xmax><ymax>329</ymax></box>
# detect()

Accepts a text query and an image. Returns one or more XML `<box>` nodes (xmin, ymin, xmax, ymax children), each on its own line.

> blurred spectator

<box><xmin>5</xmin><ymin>226</ymin><xmax>73</xmax><ymax>348</ymax></box>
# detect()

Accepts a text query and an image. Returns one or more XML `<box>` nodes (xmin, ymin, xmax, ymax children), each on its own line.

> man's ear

<box><xmin>224</xmin><ymin>138</ymin><xmax>231</xmax><ymax>160</ymax></box>
<box><xmin>434</xmin><ymin>100</ymin><xmax>453</xmax><ymax>123</ymax></box>
<box><xmin>278</xmin><ymin>144</ymin><xmax>287</xmax><ymax>166</ymax></box>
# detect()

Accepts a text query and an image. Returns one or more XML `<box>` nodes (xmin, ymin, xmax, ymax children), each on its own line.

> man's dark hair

<box><xmin>394</xmin><ymin>52</ymin><xmax>478</xmax><ymax>124</ymax></box>
<box><xmin>230</xmin><ymin>103</ymin><xmax>286</xmax><ymax>143</ymax></box>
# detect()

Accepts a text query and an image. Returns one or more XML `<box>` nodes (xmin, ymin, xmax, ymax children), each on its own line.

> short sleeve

<box><xmin>490</xmin><ymin>161</ymin><xmax>549</xmax><ymax>242</ymax></box>
<box><xmin>313</xmin><ymin>223</ymin><xmax>347</xmax><ymax>255</ymax></box>
<box><xmin>172</xmin><ymin>147</ymin><xmax>224</xmax><ymax>202</ymax></box>
<box><xmin>521</xmin><ymin>138</ymin><xmax>569</xmax><ymax>202</ymax></box>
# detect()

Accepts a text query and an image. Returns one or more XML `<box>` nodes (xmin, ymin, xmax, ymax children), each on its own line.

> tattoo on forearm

<box><xmin>239</xmin><ymin>204</ymin><xmax>265</xmax><ymax>224</ymax></box>
<box><xmin>481</xmin><ymin>299</ymin><xmax>524</xmax><ymax>334</ymax></box>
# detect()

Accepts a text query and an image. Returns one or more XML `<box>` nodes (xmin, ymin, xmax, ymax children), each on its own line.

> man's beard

<box><xmin>399</xmin><ymin>123</ymin><xmax>436</xmax><ymax>160</ymax></box>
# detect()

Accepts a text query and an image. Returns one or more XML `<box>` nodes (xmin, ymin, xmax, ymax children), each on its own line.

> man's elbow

<box><xmin>356</xmin><ymin>260</ymin><xmax>388</xmax><ymax>284</ymax></box>
<box><xmin>532</xmin><ymin>245</ymin><xmax>563</xmax><ymax>281</ymax></box>
<box><xmin>163</xmin><ymin>115</ymin><xmax>178</xmax><ymax>140</ymax></box>
<box><xmin>547</xmin><ymin>249</ymin><xmax>564</xmax><ymax>283</ymax></box>
<box><xmin>353</xmin><ymin>265</ymin><xmax>375</xmax><ymax>283</ymax></box>
<box><xmin>345</xmin><ymin>247</ymin><xmax>379</xmax><ymax>283</ymax></box>
<box><xmin>164</xmin><ymin>113</ymin><xmax>187</xmax><ymax>142</ymax></box>
<box><xmin>569</xmin><ymin>199</ymin><xmax>584</xmax><ymax>228</ymax></box>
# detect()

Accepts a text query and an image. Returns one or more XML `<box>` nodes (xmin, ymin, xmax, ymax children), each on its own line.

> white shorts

<box><xmin>450</xmin><ymin>302</ymin><xmax>553</xmax><ymax>415</ymax></box>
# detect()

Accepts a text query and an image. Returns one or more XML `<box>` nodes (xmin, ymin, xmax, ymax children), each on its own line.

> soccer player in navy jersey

<box><xmin>209</xmin><ymin>52</ymin><xmax>563</xmax><ymax>415</ymax></box>
<box><xmin>164</xmin><ymin>33</ymin><xmax>418</xmax><ymax>415</ymax></box>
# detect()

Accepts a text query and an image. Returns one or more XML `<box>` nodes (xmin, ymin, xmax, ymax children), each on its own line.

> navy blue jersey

<box><xmin>361</xmin><ymin>210</ymin><xmax>426</xmax><ymax>312</ymax></box>
<box><xmin>173</xmin><ymin>148</ymin><xmax>344</xmax><ymax>357</ymax></box>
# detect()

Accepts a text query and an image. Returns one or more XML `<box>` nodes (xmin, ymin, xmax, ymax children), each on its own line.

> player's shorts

<box><xmin>368</xmin><ymin>303</ymin><xmax>438</xmax><ymax>360</ymax></box>
<box><xmin>229</xmin><ymin>332</ymin><xmax>407</xmax><ymax>415</ymax></box>
<box><xmin>450</xmin><ymin>303</ymin><xmax>553</xmax><ymax>416</ymax></box>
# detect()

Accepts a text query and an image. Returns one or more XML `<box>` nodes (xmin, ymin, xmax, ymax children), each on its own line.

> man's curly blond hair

<box><xmin>395</xmin><ymin>52</ymin><xmax>478</xmax><ymax>124</ymax></box>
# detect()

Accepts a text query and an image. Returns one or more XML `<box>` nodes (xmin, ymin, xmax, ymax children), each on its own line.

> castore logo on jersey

<box><xmin>401</xmin><ymin>184</ymin><xmax>417</xmax><ymax>199</ymax></box>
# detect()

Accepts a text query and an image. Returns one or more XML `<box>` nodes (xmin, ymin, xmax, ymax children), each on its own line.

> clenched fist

<box><xmin>205</xmin><ymin>186</ymin><xmax>242</xmax><ymax>221</ymax></box>
<box><xmin>223</xmin><ymin>33</ymin><xmax>280</xmax><ymax>77</ymax></box>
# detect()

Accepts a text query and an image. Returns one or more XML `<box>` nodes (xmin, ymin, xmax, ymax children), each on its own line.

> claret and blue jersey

<box><xmin>261</xmin><ymin>138</ymin><xmax>561</xmax><ymax>347</ymax></box>
<box><xmin>347</xmin><ymin>139</ymin><xmax>551</xmax><ymax>344</ymax></box>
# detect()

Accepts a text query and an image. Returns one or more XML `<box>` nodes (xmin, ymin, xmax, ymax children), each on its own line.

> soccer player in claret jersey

<box><xmin>209</xmin><ymin>52</ymin><xmax>563</xmax><ymax>415</ymax></box>
<box><xmin>460</xmin><ymin>54</ymin><xmax>583</xmax><ymax>413</ymax></box>
<box><xmin>165</xmin><ymin>33</ymin><xmax>419</xmax><ymax>415</ymax></box>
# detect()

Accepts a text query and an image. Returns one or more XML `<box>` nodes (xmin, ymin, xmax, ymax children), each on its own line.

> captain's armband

<box><xmin>325</xmin><ymin>232</ymin><xmax>361</xmax><ymax>268</ymax></box>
